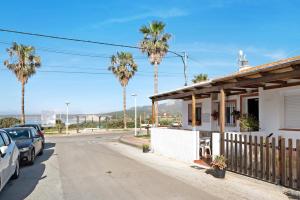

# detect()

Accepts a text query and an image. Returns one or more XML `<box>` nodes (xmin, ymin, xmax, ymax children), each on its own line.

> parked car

<box><xmin>13</xmin><ymin>124</ymin><xmax>45</xmax><ymax>148</ymax></box>
<box><xmin>0</xmin><ymin>129</ymin><xmax>20</xmax><ymax>191</ymax></box>
<box><xmin>4</xmin><ymin>127</ymin><xmax>43</xmax><ymax>165</ymax></box>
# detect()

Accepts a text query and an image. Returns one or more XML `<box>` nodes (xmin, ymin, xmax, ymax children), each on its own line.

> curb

<box><xmin>118</xmin><ymin>136</ymin><xmax>143</xmax><ymax>149</ymax></box>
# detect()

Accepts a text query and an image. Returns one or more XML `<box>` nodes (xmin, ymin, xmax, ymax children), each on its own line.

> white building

<box><xmin>150</xmin><ymin>55</ymin><xmax>300</xmax><ymax>164</ymax></box>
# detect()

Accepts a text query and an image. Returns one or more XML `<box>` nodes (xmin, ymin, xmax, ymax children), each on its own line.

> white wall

<box><xmin>151</xmin><ymin>128</ymin><xmax>198</xmax><ymax>163</ymax></box>
<box><xmin>181</xmin><ymin>95</ymin><xmax>240</xmax><ymax>132</ymax></box>
<box><xmin>182</xmin><ymin>98</ymin><xmax>212</xmax><ymax>131</ymax></box>
<box><xmin>260</xmin><ymin>85</ymin><xmax>300</xmax><ymax>140</ymax></box>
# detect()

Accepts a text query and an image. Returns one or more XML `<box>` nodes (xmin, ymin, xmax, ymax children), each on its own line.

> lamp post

<box><xmin>65</xmin><ymin>102</ymin><xmax>70</xmax><ymax>134</ymax></box>
<box><xmin>131</xmin><ymin>93</ymin><xmax>137</xmax><ymax>136</ymax></box>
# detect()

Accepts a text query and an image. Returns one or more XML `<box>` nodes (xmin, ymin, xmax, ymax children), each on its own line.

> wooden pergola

<box><xmin>150</xmin><ymin>56</ymin><xmax>300</xmax><ymax>154</ymax></box>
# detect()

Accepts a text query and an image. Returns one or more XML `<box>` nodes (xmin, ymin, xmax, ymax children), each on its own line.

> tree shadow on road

<box><xmin>0</xmin><ymin>142</ymin><xmax>56</xmax><ymax>200</ymax></box>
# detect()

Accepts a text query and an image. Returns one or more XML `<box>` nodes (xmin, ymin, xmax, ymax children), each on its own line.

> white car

<box><xmin>0</xmin><ymin>130</ymin><xmax>20</xmax><ymax>191</ymax></box>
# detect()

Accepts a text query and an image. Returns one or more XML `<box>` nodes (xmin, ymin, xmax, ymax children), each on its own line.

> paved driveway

<box><xmin>0</xmin><ymin>133</ymin><xmax>218</xmax><ymax>200</ymax></box>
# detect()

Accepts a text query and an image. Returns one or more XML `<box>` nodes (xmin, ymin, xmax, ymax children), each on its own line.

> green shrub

<box><xmin>239</xmin><ymin>115</ymin><xmax>259</xmax><ymax>132</ymax></box>
<box><xmin>0</xmin><ymin>117</ymin><xmax>20</xmax><ymax>128</ymax></box>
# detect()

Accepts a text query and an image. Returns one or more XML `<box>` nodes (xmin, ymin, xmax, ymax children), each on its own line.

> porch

<box><xmin>149</xmin><ymin>55</ymin><xmax>300</xmax><ymax>189</ymax></box>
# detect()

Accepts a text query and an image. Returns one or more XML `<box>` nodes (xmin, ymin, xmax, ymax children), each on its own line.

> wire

<box><xmin>0</xmin><ymin>28</ymin><xmax>184</xmax><ymax>58</ymax></box>
<box><xmin>0</xmin><ymin>68</ymin><xmax>183</xmax><ymax>77</ymax></box>
<box><xmin>0</xmin><ymin>41</ymin><xmax>178</xmax><ymax>60</ymax></box>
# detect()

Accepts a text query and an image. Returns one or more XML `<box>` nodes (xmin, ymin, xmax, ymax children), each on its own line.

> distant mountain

<box><xmin>101</xmin><ymin>101</ymin><xmax>182</xmax><ymax>119</ymax></box>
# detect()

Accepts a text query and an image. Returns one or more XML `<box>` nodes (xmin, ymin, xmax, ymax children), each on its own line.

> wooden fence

<box><xmin>223</xmin><ymin>133</ymin><xmax>300</xmax><ymax>189</ymax></box>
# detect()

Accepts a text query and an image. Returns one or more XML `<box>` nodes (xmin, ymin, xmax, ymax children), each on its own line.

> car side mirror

<box><xmin>41</xmin><ymin>127</ymin><xmax>44</xmax><ymax>131</ymax></box>
<box><xmin>0</xmin><ymin>146</ymin><xmax>8</xmax><ymax>158</ymax></box>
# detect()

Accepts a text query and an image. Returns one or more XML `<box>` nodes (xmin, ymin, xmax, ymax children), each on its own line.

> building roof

<box><xmin>150</xmin><ymin>55</ymin><xmax>300</xmax><ymax>101</ymax></box>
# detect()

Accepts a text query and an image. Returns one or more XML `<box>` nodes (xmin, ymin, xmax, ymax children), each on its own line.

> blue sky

<box><xmin>0</xmin><ymin>0</ymin><xmax>300</xmax><ymax>114</ymax></box>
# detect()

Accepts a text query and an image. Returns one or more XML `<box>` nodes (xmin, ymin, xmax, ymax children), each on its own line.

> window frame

<box><xmin>1</xmin><ymin>132</ymin><xmax>11</xmax><ymax>146</ymax></box>
<box><xmin>225</xmin><ymin>100</ymin><xmax>237</xmax><ymax>127</ymax></box>
<box><xmin>0</xmin><ymin>132</ymin><xmax>6</xmax><ymax>147</ymax></box>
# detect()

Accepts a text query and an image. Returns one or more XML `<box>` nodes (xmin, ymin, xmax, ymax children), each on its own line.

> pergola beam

<box><xmin>151</xmin><ymin>66</ymin><xmax>300</xmax><ymax>101</ymax></box>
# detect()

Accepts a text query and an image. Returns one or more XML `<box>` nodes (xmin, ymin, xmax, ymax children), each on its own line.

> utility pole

<box><xmin>131</xmin><ymin>93</ymin><xmax>137</xmax><ymax>136</ymax></box>
<box><xmin>65</xmin><ymin>102</ymin><xmax>70</xmax><ymax>135</ymax></box>
<box><xmin>183</xmin><ymin>52</ymin><xmax>188</xmax><ymax>86</ymax></box>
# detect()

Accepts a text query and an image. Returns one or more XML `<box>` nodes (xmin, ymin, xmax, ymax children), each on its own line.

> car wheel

<box><xmin>38</xmin><ymin>148</ymin><xmax>43</xmax><ymax>156</ymax></box>
<box><xmin>12</xmin><ymin>159</ymin><xmax>20</xmax><ymax>179</ymax></box>
<box><xmin>29</xmin><ymin>149</ymin><xmax>35</xmax><ymax>165</ymax></box>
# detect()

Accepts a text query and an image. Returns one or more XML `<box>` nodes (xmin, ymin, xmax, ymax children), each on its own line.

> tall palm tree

<box><xmin>192</xmin><ymin>73</ymin><xmax>208</xmax><ymax>83</ymax></box>
<box><xmin>139</xmin><ymin>21</ymin><xmax>171</xmax><ymax>126</ymax></box>
<box><xmin>4</xmin><ymin>42</ymin><xmax>41</xmax><ymax>124</ymax></box>
<box><xmin>108</xmin><ymin>52</ymin><xmax>137</xmax><ymax>129</ymax></box>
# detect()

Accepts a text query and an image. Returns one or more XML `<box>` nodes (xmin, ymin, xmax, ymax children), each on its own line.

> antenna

<box><xmin>238</xmin><ymin>50</ymin><xmax>249</xmax><ymax>71</ymax></box>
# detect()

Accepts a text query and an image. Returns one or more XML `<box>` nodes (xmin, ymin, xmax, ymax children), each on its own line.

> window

<box><xmin>188</xmin><ymin>103</ymin><xmax>202</xmax><ymax>125</ymax></box>
<box><xmin>0</xmin><ymin>132</ymin><xmax>5</xmax><ymax>147</ymax></box>
<box><xmin>1</xmin><ymin>132</ymin><xmax>10</xmax><ymax>145</ymax></box>
<box><xmin>284</xmin><ymin>95</ymin><xmax>300</xmax><ymax>129</ymax></box>
<box><xmin>31</xmin><ymin>128</ymin><xmax>37</xmax><ymax>137</ymax></box>
<box><xmin>225</xmin><ymin>101</ymin><xmax>236</xmax><ymax>126</ymax></box>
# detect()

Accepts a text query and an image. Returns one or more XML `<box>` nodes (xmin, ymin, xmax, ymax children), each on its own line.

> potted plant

<box><xmin>211</xmin><ymin>155</ymin><xmax>227</xmax><ymax>178</ymax></box>
<box><xmin>231</xmin><ymin>110</ymin><xmax>241</xmax><ymax>120</ymax></box>
<box><xmin>211</xmin><ymin>110</ymin><xmax>219</xmax><ymax>121</ymax></box>
<box><xmin>142</xmin><ymin>144</ymin><xmax>150</xmax><ymax>153</ymax></box>
<box><xmin>239</xmin><ymin>115</ymin><xmax>259</xmax><ymax>132</ymax></box>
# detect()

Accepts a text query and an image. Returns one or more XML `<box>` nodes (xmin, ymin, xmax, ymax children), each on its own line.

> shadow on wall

<box><xmin>0</xmin><ymin>142</ymin><xmax>55</xmax><ymax>200</ymax></box>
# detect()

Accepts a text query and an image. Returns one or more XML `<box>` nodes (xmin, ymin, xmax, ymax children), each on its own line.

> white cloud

<box><xmin>91</xmin><ymin>8</ymin><xmax>188</xmax><ymax>27</ymax></box>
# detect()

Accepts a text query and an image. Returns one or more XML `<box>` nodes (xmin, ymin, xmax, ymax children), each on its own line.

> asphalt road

<box><xmin>0</xmin><ymin>133</ymin><xmax>218</xmax><ymax>200</ymax></box>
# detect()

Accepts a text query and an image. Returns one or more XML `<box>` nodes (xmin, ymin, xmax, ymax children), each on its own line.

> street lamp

<box><xmin>65</xmin><ymin>102</ymin><xmax>70</xmax><ymax>134</ymax></box>
<box><xmin>131</xmin><ymin>93</ymin><xmax>137</xmax><ymax>136</ymax></box>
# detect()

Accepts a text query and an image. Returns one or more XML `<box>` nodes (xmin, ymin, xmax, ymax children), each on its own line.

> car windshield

<box><xmin>7</xmin><ymin>129</ymin><xmax>31</xmax><ymax>140</ymax></box>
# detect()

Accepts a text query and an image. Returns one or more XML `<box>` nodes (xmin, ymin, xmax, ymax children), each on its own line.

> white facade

<box><xmin>181</xmin><ymin>85</ymin><xmax>300</xmax><ymax>140</ymax></box>
<box><xmin>151</xmin><ymin>128</ymin><xmax>199</xmax><ymax>163</ymax></box>
<box><xmin>151</xmin><ymin>85</ymin><xmax>300</xmax><ymax>163</ymax></box>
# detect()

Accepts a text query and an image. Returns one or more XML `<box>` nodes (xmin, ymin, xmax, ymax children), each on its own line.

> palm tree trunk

<box><xmin>154</xmin><ymin>62</ymin><xmax>159</xmax><ymax>127</ymax></box>
<box><xmin>21</xmin><ymin>80</ymin><xmax>25</xmax><ymax>124</ymax></box>
<box><xmin>123</xmin><ymin>86</ymin><xmax>127</xmax><ymax>129</ymax></box>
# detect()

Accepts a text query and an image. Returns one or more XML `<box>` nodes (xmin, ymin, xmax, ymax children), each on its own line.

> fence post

<box><xmin>244</xmin><ymin>135</ymin><xmax>248</xmax><ymax>174</ymax></box>
<box><xmin>226</xmin><ymin>133</ymin><xmax>229</xmax><ymax>161</ymax></box>
<box><xmin>278</xmin><ymin>136</ymin><xmax>282</xmax><ymax>184</ymax></box>
<box><xmin>235</xmin><ymin>134</ymin><xmax>238</xmax><ymax>172</ymax></box>
<box><xmin>288</xmin><ymin>139</ymin><xmax>293</xmax><ymax>188</ymax></box>
<box><xmin>249</xmin><ymin>135</ymin><xmax>253</xmax><ymax>177</ymax></box>
<box><xmin>239</xmin><ymin>134</ymin><xmax>243</xmax><ymax>173</ymax></box>
<box><xmin>296</xmin><ymin>140</ymin><xmax>300</xmax><ymax>189</ymax></box>
<box><xmin>260</xmin><ymin>136</ymin><xmax>264</xmax><ymax>179</ymax></box>
<box><xmin>254</xmin><ymin>136</ymin><xmax>258</xmax><ymax>178</ymax></box>
<box><xmin>272</xmin><ymin>137</ymin><xmax>276</xmax><ymax>183</ymax></box>
<box><xmin>281</xmin><ymin>138</ymin><xmax>286</xmax><ymax>186</ymax></box>
<box><xmin>230</xmin><ymin>134</ymin><xmax>233</xmax><ymax>170</ymax></box>
<box><xmin>266</xmin><ymin>137</ymin><xmax>270</xmax><ymax>181</ymax></box>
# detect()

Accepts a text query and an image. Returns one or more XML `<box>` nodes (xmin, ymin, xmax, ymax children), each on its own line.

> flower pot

<box><xmin>213</xmin><ymin>169</ymin><xmax>226</xmax><ymax>178</ymax></box>
<box><xmin>142</xmin><ymin>147</ymin><xmax>149</xmax><ymax>153</ymax></box>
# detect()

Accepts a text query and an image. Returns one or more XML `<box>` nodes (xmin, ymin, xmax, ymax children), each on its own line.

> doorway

<box><xmin>247</xmin><ymin>98</ymin><xmax>259</xmax><ymax>121</ymax></box>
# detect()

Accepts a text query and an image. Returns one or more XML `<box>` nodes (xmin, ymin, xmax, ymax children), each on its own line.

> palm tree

<box><xmin>192</xmin><ymin>73</ymin><xmax>208</xmax><ymax>83</ymax></box>
<box><xmin>4</xmin><ymin>42</ymin><xmax>41</xmax><ymax>124</ymax></box>
<box><xmin>108</xmin><ymin>52</ymin><xmax>138</xmax><ymax>129</ymax></box>
<box><xmin>139</xmin><ymin>21</ymin><xmax>171</xmax><ymax>126</ymax></box>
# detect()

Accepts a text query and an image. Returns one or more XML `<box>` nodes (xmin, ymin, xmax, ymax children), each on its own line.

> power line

<box><xmin>0</xmin><ymin>41</ymin><xmax>177</xmax><ymax>60</ymax></box>
<box><xmin>0</xmin><ymin>28</ymin><xmax>183</xmax><ymax>57</ymax></box>
<box><xmin>0</xmin><ymin>68</ymin><xmax>183</xmax><ymax>77</ymax></box>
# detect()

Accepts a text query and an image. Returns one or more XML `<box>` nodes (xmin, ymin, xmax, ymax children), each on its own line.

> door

<box><xmin>31</xmin><ymin>129</ymin><xmax>42</xmax><ymax>155</ymax></box>
<box><xmin>1</xmin><ymin>132</ymin><xmax>15</xmax><ymax>177</ymax></box>
<box><xmin>0</xmin><ymin>132</ymin><xmax>10</xmax><ymax>189</ymax></box>
<box><xmin>247</xmin><ymin>98</ymin><xmax>259</xmax><ymax>121</ymax></box>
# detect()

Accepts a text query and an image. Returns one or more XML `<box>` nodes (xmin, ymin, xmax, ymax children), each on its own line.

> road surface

<box><xmin>0</xmin><ymin>133</ymin><xmax>218</xmax><ymax>200</ymax></box>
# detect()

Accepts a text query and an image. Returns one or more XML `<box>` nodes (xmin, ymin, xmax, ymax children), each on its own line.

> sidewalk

<box><xmin>105</xmin><ymin>141</ymin><xmax>298</xmax><ymax>200</ymax></box>
<box><xmin>119</xmin><ymin>134</ymin><xmax>150</xmax><ymax>149</ymax></box>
